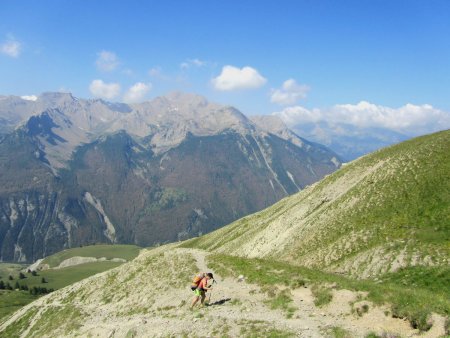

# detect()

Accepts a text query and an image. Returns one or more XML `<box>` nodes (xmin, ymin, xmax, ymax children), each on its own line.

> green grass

<box><xmin>0</xmin><ymin>261</ymin><xmax>122</xmax><ymax>321</ymax></box>
<box><xmin>0</xmin><ymin>290</ymin><xmax>38</xmax><ymax>321</ymax></box>
<box><xmin>207</xmin><ymin>253</ymin><xmax>450</xmax><ymax>331</ymax></box>
<box><xmin>11</xmin><ymin>261</ymin><xmax>123</xmax><ymax>290</ymax></box>
<box><xmin>41</xmin><ymin>244</ymin><xmax>141</xmax><ymax>268</ymax></box>
<box><xmin>0</xmin><ymin>306</ymin><xmax>39</xmax><ymax>337</ymax></box>
<box><xmin>0</xmin><ymin>245</ymin><xmax>139</xmax><ymax>318</ymax></box>
<box><xmin>311</xmin><ymin>285</ymin><xmax>333</xmax><ymax>307</ymax></box>
<box><xmin>29</xmin><ymin>305</ymin><xmax>84</xmax><ymax>336</ymax></box>
<box><xmin>378</xmin><ymin>265</ymin><xmax>450</xmax><ymax>295</ymax></box>
<box><xmin>329</xmin><ymin>326</ymin><xmax>353</xmax><ymax>338</ymax></box>
<box><xmin>263</xmin><ymin>288</ymin><xmax>296</xmax><ymax>318</ymax></box>
<box><xmin>0</xmin><ymin>263</ymin><xmax>26</xmax><ymax>281</ymax></box>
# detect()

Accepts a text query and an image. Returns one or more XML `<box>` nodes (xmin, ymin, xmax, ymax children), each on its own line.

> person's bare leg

<box><xmin>200</xmin><ymin>293</ymin><xmax>206</xmax><ymax>306</ymax></box>
<box><xmin>190</xmin><ymin>296</ymin><xmax>200</xmax><ymax>308</ymax></box>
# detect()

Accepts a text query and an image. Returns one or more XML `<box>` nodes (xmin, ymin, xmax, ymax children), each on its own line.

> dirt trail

<box><xmin>1</xmin><ymin>248</ymin><xmax>446</xmax><ymax>337</ymax></box>
<box><xmin>177</xmin><ymin>248</ymin><xmax>325</xmax><ymax>337</ymax></box>
<box><xmin>165</xmin><ymin>249</ymin><xmax>444</xmax><ymax>338</ymax></box>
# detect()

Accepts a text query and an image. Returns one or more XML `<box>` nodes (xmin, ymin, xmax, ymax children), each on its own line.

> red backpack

<box><xmin>191</xmin><ymin>273</ymin><xmax>205</xmax><ymax>290</ymax></box>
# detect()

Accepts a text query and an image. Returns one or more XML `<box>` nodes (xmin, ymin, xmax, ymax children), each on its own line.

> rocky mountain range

<box><xmin>0</xmin><ymin>92</ymin><xmax>341</xmax><ymax>262</ymax></box>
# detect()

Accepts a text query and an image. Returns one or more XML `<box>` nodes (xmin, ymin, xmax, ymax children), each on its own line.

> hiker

<box><xmin>190</xmin><ymin>272</ymin><xmax>214</xmax><ymax>308</ymax></box>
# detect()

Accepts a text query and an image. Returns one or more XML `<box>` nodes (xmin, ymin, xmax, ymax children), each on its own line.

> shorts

<box><xmin>193</xmin><ymin>288</ymin><xmax>205</xmax><ymax>297</ymax></box>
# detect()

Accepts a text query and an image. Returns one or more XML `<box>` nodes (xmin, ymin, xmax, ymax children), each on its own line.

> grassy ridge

<box><xmin>42</xmin><ymin>244</ymin><xmax>141</xmax><ymax>267</ymax></box>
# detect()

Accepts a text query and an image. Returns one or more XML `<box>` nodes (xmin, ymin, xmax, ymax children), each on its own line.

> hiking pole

<box><xmin>207</xmin><ymin>279</ymin><xmax>217</xmax><ymax>305</ymax></box>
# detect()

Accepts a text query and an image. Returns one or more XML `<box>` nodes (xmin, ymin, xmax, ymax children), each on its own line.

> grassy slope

<box><xmin>0</xmin><ymin>246</ymin><xmax>197</xmax><ymax>336</ymax></box>
<box><xmin>0</xmin><ymin>291</ymin><xmax>37</xmax><ymax>321</ymax></box>
<box><xmin>41</xmin><ymin>244</ymin><xmax>141</xmax><ymax>268</ymax></box>
<box><xmin>0</xmin><ymin>245</ymin><xmax>141</xmax><ymax>321</ymax></box>
<box><xmin>182</xmin><ymin>130</ymin><xmax>450</xmax><ymax>277</ymax></box>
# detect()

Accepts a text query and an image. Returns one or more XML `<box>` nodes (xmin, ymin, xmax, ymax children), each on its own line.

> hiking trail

<box><xmin>0</xmin><ymin>247</ymin><xmax>446</xmax><ymax>337</ymax></box>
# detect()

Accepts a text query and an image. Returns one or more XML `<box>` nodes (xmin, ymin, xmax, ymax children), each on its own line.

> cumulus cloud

<box><xmin>274</xmin><ymin>101</ymin><xmax>450</xmax><ymax>136</ymax></box>
<box><xmin>270</xmin><ymin>79</ymin><xmax>309</xmax><ymax>105</ymax></box>
<box><xmin>180</xmin><ymin>58</ymin><xmax>206</xmax><ymax>70</ymax></box>
<box><xmin>123</xmin><ymin>82</ymin><xmax>151</xmax><ymax>103</ymax></box>
<box><xmin>89</xmin><ymin>79</ymin><xmax>121</xmax><ymax>99</ymax></box>
<box><xmin>212</xmin><ymin>65</ymin><xmax>267</xmax><ymax>91</ymax></box>
<box><xmin>96</xmin><ymin>50</ymin><xmax>119</xmax><ymax>72</ymax></box>
<box><xmin>1</xmin><ymin>36</ymin><xmax>21</xmax><ymax>58</ymax></box>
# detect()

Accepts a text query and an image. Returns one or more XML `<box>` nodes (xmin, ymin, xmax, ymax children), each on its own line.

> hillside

<box><xmin>0</xmin><ymin>245</ymin><xmax>141</xmax><ymax>320</ymax></box>
<box><xmin>0</xmin><ymin>92</ymin><xmax>341</xmax><ymax>263</ymax></box>
<box><xmin>0</xmin><ymin>131</ymin><xmax>448</xmax><ymax>337</ymax></box>
<box><xmin>0</xmin><ymin>246</ymin><xmax>447</xmax><ymax>337</ymax></box>
<box><xmin>183</xmin><ymin>129</ymin><xmax>450</xmax><ymax>278</ymax></box>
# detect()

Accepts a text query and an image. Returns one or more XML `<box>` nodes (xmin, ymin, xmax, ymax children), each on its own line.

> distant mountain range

<box><xmin>0</xmin><ymin>92</ymin><xmax>341</xmax><ymax>262</ymax></box>
<box><xmin>279</xmin><ymin>120</ymin><xmax>409</xmax><ymax>161</ymax></box>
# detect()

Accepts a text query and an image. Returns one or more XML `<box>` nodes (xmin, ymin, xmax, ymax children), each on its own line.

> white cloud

<box><xmin>274</xmin><ymin>105</ymin><xmax>322</xmax><ymax>125</ymax></box>
<box><xmin>123</xmin><ymin>82</ymin><xmax>151</xmax><ymax>103</ymax></box>
<box><xmin>96</xmin><ymin>50</ymin><xmax>119</xmax><ymax>72</ymax></box>
<box><xmin>270</xmin><ymin>79</ymin><xmax>309</xmax><ymax>105</ymax></box>
<box><xmin>1</xmin><ymin>36</ymin><xmax>21</xmax><ymax>58</ymax></box>
<box><xmin>89</xmin><ymin>79</ymin><xmax>121</xmax><ymax>99</ymax></box>
<box><xmin>21</xmin><ymin>95</ymin><xmax>37</xmax><ymax>101</ymax></box>
<box><xmin>274</xmin><ymin>101</ymin><xmax>450</xmax><ymax>136</ymax></box>
<box><xmin>212</xmin><ymin>65</ymin><xmax>267</xmax><ymax>91</ymax></box>
<box><xmin>180</xmin><ymin>58</ymin><xmax>206</xmax><ymax>70</ymax></box>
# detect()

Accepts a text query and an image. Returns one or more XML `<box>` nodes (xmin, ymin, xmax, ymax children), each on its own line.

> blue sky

<box><xmin>1</xmin><ymin>0</ymin><xmax>450</xmax><ymax>119</ymax></box>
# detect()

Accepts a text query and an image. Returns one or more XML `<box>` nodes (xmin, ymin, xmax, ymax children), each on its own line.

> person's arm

<box><xmin>204</xmin><ymin>279</ymin><xmax>213</xmax><ymax>290</ymax></box>
<box><xmin>200</xmin><ymin>278</ymin><xmax>212</xmax><ymax>290</ymax></box>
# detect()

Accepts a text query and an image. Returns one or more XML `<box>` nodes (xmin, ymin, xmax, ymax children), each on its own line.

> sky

<box><xmin>1</xmin><ymin>1</ymin><xmax>449</xmax><ymax>134</ymax></box>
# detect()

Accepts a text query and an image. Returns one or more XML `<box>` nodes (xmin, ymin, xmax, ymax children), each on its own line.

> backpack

<box><xmin>191</xmin><ymin>273</ymin><xmax>205</xmax><ymax>290</ymax></box>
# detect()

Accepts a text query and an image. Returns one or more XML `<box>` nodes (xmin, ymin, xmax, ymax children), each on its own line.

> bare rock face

<box><xmin>0</xmin><ymin>92</ymin><xmax>341</xmax><ymax>262</ymax></box>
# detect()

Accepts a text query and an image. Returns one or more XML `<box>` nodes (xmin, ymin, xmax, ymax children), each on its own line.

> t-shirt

<box><xmin>198</xmin><ymin>277</ymin><xmax>208</xmax><ymax>290</ymax></box>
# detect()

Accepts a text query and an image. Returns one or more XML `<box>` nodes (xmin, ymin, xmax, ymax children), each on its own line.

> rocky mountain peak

<box><xmin>250</xmin><ymin>115</ymin><xmax>306</xmax><ymax>149</ymax></box>
<box><xmin>38</xmin><ymin>92</ymin><xmax>76</xmax><ymax>105</ymax></box>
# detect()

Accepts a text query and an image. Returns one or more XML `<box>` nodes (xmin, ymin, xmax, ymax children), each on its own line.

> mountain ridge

<box><xmin>0</xmin><ymin>92</ymin><xmax>341</xmax><ymax>262</ymax></box>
